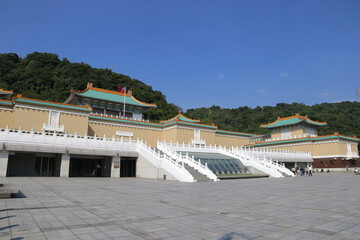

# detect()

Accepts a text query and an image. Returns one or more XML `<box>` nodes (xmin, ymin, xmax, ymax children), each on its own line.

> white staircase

<box><xmin>163</xmin><ymin>142</ymin><xmax>295</xmax><ymax>178</ymax></box>
<box><xmin>136</xmin><ymin>140</ymin><xmax>195</xmax><ymax>182</ymax></box>
<box><xmin>157</xmin><ymin>141</ymin><xmax>218</xmax><ymax>181</ymax></box>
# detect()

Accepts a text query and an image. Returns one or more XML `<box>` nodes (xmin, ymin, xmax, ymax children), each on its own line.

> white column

<box><xmin>60</xmin><ymin>153</ymin><xmax>70</xmax><ymax>177</ymax></box>
<box><xmin>111</xmin><ymin>156</ymin><xmax>120</xmax><ymax>178</ymax></box>
<box><xmin>0</xmin><ymin>150</ymin><xmax>9</xmax><ymax>177</ymax></box>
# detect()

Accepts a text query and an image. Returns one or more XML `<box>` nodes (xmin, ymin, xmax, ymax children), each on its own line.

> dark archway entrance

<box><xmin>120</xmin><ymin>157</ymin><xmax>136</xmax><ymax>177</ymax></box>
<box><xmin>69</xmin><ymin>156</ymin><xmax>111</xmax><ymax>177</ymax></box>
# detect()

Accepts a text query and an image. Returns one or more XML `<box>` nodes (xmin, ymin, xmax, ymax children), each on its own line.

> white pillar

<box><xmin>111</xmin><ymin>156</ymin><xmax>120</xmax><ymax>178</ymax></box>
<box><xmin>60</xmin><ymin>153</ymin><xmax>70</xmax><ymax>177</ymax></box>
<box><xmin>0</xmin><ymin>150</ymin><xmax>9</xmax><ymax>177</ymax></box>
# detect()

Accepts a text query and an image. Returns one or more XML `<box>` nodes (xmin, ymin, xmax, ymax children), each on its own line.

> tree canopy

<box><xmin>0</xmin><ymin>52</ymin><xmax>179</xmax><ymax>121</ymax></box>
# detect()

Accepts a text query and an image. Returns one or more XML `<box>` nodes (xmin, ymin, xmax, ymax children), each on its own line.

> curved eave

<box><xmin>163</xmin><ymin>120</ymin><xmax>217</xmax><ymax>129</ymax></box>
<box><xmin>160</xmin><ymin>113</ymin><xmax>200</xmax><ymax>124</ymax></box>
<box><xmin>304</xmin><ymin>119</ymin><xmax>327</xmax><ymax>126</ymax></box>
<box><xmin>14</xmin><ymin>97</ymin><xmax>92</xmax><ymax>112</ymax></box>
<box><xmin>0</xmin><ymin>89</ymin><xmax>13</xmax><ymax>95</ymax></box>
<box><xmin>0</xmin><ymin>100</ymin><xmax>13</xmax><ymax>107</ymax></box>
<box><xmin>73</xmin><ymin>90</ymin><xmax>156</xmax><ymax>108</ymax></box>
<box><xmin>261</xmin><ymin>116</ymin><xmax>327</xmax><ymax>129</ymax></box>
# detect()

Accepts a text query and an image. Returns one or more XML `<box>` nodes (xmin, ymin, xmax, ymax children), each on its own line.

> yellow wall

<box><xmin>271</xmin><ymin>130</ymin><xmax>281</xmax><ymax>140</ymax></box>
<box><xmin>89</xmin><ymin>122</ymin><xmax>162</xmax><ymax>146</ymax></box>
<box><xmin>60</xmin><ymin>113</ymin><xmax>88</xmax><ymax>135</ymax></box>
<box><xmin>174</xmin><ymin>128</ymin><xmax>194</xmax><ymax>144</ymax></box>
<box><xmin>13</xmin><ymin>107</ymin><xmax>48</xmax><ymax>131</ymax></box>
<box><xmin>162</xmin><ymin>128</ymin><xmax>177</xmax><ymax>143</ymax></box>
<box><xmin>201</xmin><ymin>130</ymin><xmax>216</xmax><ymax>145</ymax></box>
<box><xmin>351</xmin><ymin>143</ymin><xmax>358</xmax><ymax>154</ymax></box>
<box><xmin>291</xmin><ymin>129</ymin><xmax>305</xmax><ymax>137</ymax></box>
<box><xmin>263</xmin><ymin>141</ymin><xmax>359</xmax><ymax>157</ymax></box>
<box><xmin>215</xmin><ymin>135</ymin><xmax>249</xmax><ymax>148</ymax></box>
<box><xmin>267</xmin><ymin>144</ymin><xmax>312</xmax><ymax>153</ymax></box>
<box><xmin>0</xmin><ymin>108</ymin><xmax>14</xmax><ymax>129</ymax></box>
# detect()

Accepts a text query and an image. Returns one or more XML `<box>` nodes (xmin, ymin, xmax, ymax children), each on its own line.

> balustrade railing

<box><xmin>91</xmin><ymin>113</ymin><xmax>150</xmax><ymax>122</ymax></box>
<box><xmin>162</xmin><ymin>141</ymin><xmax>296</xmax><ymax>178</ymax></box>
<box><xmin>157</xmin><ymin>141</ymin><xmax>218</xmax><ymax>181</ymax></box>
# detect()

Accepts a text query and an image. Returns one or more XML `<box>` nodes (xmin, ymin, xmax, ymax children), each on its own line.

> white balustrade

<box><xmin>157</xmin><ymin>141</ymin><xmax>218</xmax><ymax>181</ymax></box>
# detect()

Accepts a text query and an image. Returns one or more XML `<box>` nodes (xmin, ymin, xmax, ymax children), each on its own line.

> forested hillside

<box><xmin>0</xmin><ymin>52</ymin><xmax>179</xmax><ymax>121</ymax></box>
<box><xmin>186</xmin><ymin>102</ymin><xmax>360</xmax><ymax>137</ymax></box>
<box><xmin>1</xmin><ymin>52</ymin><xmax>359</xmax><ymax>137</ymax></box>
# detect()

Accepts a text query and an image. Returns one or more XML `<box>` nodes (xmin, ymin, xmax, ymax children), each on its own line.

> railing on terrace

<box><xmin>162</xmin><ymin>141</ymin><xmax>296</xmax><ymax>177</ymax></box>
<box><xmin>157</xmin><ymin>141</ymin><xmax>218</xmax><ymax>181</ymax></box>
<box><xmin>92</xmin><ymin>113</ymin><xmax>150</xmax><ymax>122</ymax></box>
<box><xmin>0</xmin><ymin>126</ymin><xmax>196</xmax><ymax>182</ymax></box>
<box><xmin>0</xmin><ymin>126</ymin><xmax>137</xmax><ymax>144</ymax></box>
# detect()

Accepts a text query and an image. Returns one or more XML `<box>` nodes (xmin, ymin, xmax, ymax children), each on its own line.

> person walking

<box><xmin>308</xmin><ymin>165</ymin><xmax>313</xmax><ymax>176</ymax></box>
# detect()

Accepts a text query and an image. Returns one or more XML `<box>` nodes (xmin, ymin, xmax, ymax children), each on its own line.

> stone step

<box><xmin>184</xmin><ymin>163</ymin><xmax>212</xmax><ymax>182</ymax></box>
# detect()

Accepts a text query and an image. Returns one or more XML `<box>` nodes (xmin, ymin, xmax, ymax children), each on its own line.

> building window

<box><xmin>49</xmin><ymin>111</ymin><xmax>60</xmax><ymax>127</ymax></box>
<box><xmin>320</xmin><ymin>161</ymin><xmax>323</xmax><ymax>165</ymax></box>
<box><xmin>92</xmin><ymin>107</ymin><xmax>104</xmax><ymax>115</ymax></box>
<box><xmin>330</xmin><ymin>160</ymin><xmax>333</xmax><ymax>165</ymax></box>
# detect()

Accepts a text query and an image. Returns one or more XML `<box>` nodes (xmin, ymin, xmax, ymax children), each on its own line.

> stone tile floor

<box><xmin>1</xmin><ymin>172</ymin><xmax>360</xmax><ymax>240</ymax></box>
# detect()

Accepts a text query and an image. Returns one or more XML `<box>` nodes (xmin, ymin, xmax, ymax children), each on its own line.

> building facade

<box><xmin>0</xmin><ymin>85</ymin><xmax>358</xmax><ymax>181</ymax></box>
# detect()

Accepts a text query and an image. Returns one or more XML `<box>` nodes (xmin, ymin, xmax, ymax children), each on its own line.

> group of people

<box><xmin>291</xmin><ymin>165</ymin><xmax>313</xmax><ymax>176</ymax></box>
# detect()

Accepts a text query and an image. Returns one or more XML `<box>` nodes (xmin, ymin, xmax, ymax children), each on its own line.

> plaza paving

<box><xmin>1</xmin><ymin>173</ymin><xmax>360</xmax><ymax>240</ymax></box>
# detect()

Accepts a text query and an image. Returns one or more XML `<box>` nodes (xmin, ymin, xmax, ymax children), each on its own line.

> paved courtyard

<box><xmin>1</xmin><ymin>173</ymin><xmax>360</xmax><ymax>240</ymax></box>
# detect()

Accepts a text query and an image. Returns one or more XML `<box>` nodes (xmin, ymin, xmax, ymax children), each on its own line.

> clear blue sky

<box><xmin>1</xmin><ymin>0</ymin><xmax>359</xmax><ymax>110</ymax></box>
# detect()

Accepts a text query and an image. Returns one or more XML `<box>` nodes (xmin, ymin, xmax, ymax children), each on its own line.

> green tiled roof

<box><xmin>246</xmin><ymin>135</ymin><xmax>360</xmax><ymax>147</ymax></box>
<box><xmin>261</xmin><ymin>116</ymin><xmax>327</xmax><ymax>129</ymax></box>
<box><xmin>90</xmin><ymin>115</ymin><xmax>162</xmax><ymax>127</ymax></box>
<box><xmin>160</xmin><ymin>113</ymin><xmax>200</xmax><ymax>124</ymax></box>
<box><xmin>216</xmin><ymin>130</ymin><xmax>258</xmax><ymax>137</ymax></box>
<box><xmin>0</xmin><ymin>100</ymin><xmax>12</xmax><ymax>106</ymax></box>
<box><xmin>90</xmin><ymin>115</ymin><xmax>217</xmax><ymax>129</ymax></box>
<box><xmin>74</xmin><ymin>90</ymin><xmax>156</xmax><ymax>108</ymax></box>
<box><xmin>15</xmin><ymin>98</ymin><xmax>92</xmax><ymax>112</ymax></box>
<box><xmin>0</xmin><ymin>90</ymin><xmax>12</xmax><ymax>95</ymax></box>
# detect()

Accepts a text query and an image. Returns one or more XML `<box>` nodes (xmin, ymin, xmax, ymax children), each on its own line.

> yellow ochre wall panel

<box><xmin>265</xmin><ymin>144</ymin><xmax>312</xmax><ymax>153</ymax></box>
<box><xmin>174</xmin><ymin>128</ymin><xmax>194</xmax><ymax>144</ymax></box>
<box><xmin>201</xmin><ymin>131</ymin><xmax>216</xmax><ymax>145</ymax></box>
<box><xmin>162</xmin><ymin>128</ymin><xmax>177</xmax><ymax>143</ymax></box>
<box><xmin>351</xmin><ymin>143</ymin><xmax>358</xmax><ymax>154</ymax></box>
<box><xmin>271</xmin><ymin>132</ymin><xmax>282</xmax><ymax>140</ymax></box>
<box><xmin>0</xmin><ymin>109</ymin><xmax>14</xmax><ymax>129</ymax></box>
<box><xmin>291</xmin><ymin>129</ymin><xmax>305</xmax><ymax>137</ymax></box>
<box><xmin>60</xmin><ymin>113</ymin><xmax>88</xmax><ymax>135</ymax></box>
<box><xmin>13</xmin><ymin>107</ymin><xmax>48</xmax><ymax>131</ymax></box>
<box><xmin>215</xmin><ymin>135</ymin><xmax>249</xmax><ymax>148</ymax></box>
<box><xmin>89</xmin><ymin>122</ymin><xmax>162</xmax><ymax>146</ymax></box>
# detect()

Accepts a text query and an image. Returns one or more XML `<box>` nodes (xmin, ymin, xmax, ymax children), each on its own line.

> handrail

<box><xmin>157</xmin><ymin>141</ymin><xmax>218</xmax><ymax>181</ymax></box>
<box><xmin>136</xmin><ymin>140</ymin><xmax>194</xmax><ymax>182</ymax></box>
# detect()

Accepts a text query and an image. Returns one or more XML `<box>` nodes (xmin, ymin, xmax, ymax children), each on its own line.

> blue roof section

<box><xmin>0</xmin><ymin>100</ymin><xmax>13</xmax><ymax>106</ymax></box>
<box><xmin>160</xmin><ymin>113</ymin><xmax>200</xmax><ymax>124</ymax></box>
<box><xmin>15</xmin><ymin>98</ymin><xmax>92</xmax><ymax>112</ymax></box>
<box><xmin>245</xmin><ymin>135</ymin><xmax>360</xmax><ymax>147</ymax></box>
<box><xmin>261</xmin><ymin>116</ymin><xmax>327</xmax><ymax>129</ymax></box>
<box><xmin>216</xmin><ymin>130</ymin><xmax>259</xmax><ymax>137</ymax></box>
<box><xmin>90</xmin><ymin>114</ymin><xmax>217</xmax><ymax>129</ymax></box>
<box><xmin>73</xmin><ymin>88</ymin><xmax>156</xmax><ymax>108</ymax></box>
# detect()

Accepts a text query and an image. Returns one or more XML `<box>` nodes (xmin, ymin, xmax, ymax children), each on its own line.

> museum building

<box><xmin>0</xmin><ymin>84</ymin><xmax>358</xmax><ymax>182</ymax></box>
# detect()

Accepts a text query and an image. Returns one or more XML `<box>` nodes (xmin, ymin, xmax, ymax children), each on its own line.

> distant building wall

<box><xmin>60</xmin><ymin>113</ymin><xmax>88</xmax><ymax>135</ymax></box>
<box><xmin>13</xmin><ymin>107</ymin><xmax>48</xmax><ymax>131</ymax></box>
<box><xmin>215</xmin><ymin>134</ymin><xmax>249</xmax><ymax>148</ymax></box>
<box><xmin>0</xmin><ymin>109</ymin><xmax>13</xmax><ymax>128</ymax></box>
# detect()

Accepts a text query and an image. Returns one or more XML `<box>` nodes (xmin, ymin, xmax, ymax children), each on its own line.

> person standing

<box><xmin>308</xmin><ymin>165</ymin><xmax>313</xmax><ymax>176</ymax></box>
